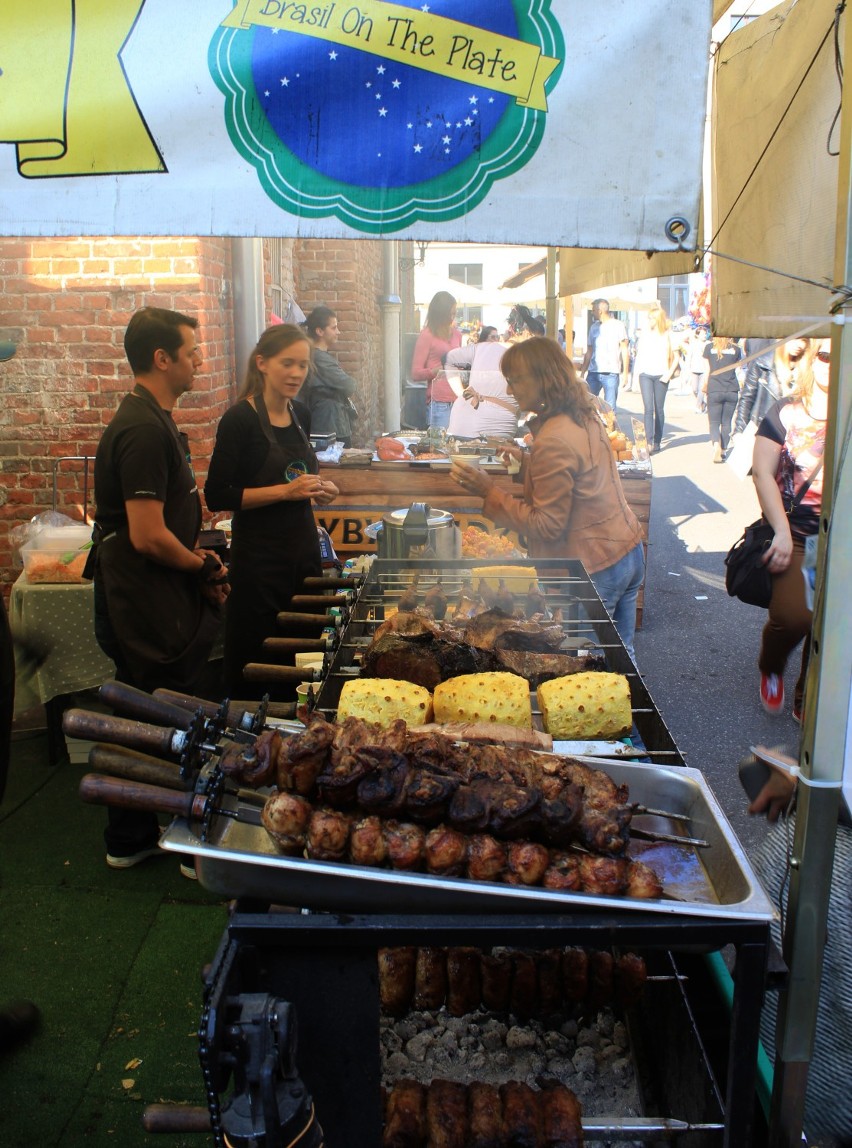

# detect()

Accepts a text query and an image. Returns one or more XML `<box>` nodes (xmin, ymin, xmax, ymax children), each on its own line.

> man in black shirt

<box><xmin>93</xmin><ymin>307</ymin><xmax>228</xmax><ymax>868</ymax></box>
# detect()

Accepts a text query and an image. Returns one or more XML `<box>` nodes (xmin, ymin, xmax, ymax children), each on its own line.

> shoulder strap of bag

<box><xmin>787</xmin><ymin>459</ymin><xmax>823</xmax><ymax>514</ymax></box>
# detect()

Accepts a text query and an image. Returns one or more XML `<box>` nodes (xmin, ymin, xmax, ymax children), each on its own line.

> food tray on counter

<box><xmin>160</xmin><ymin>759</ymin><xmax>776</xmax><ymax>921</ymax></box>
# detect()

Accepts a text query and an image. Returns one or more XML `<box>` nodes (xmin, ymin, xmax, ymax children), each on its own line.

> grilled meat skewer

<box><xmin>236</xmin><ymin>713</ymin><xmax>639</xmax><ymax>857</ymax></box>
<box><xmin>260</xmin><ymin>792</ymin><xmax>663</xmax><ymax>898</ymax></box>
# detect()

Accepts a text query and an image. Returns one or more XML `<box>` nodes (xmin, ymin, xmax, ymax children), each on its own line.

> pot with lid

<box><xmin>375</xmin><ymin>502</ymin><xmax>461</xmax><ymax>560</ymax></box>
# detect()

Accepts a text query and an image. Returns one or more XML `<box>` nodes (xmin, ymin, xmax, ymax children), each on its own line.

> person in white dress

<box><xmin>444</xmin><ymin>332</ymin><xmax>520</xmax><ymax>439</ymax></box>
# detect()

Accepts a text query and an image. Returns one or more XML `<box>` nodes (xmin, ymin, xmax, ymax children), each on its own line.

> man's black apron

<box><xmin>223</xmin><ymin>394</ymin><xmax>321</xmax><ymax>700</ymax></box>
<box><xmin>96</xmin><ymin>388</ymin><xmax>220</xmax><ymax>695</ymax></box>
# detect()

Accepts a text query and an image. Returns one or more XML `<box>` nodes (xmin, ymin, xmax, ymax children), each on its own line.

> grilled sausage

<box><xmin>378</xmin><ymin>947</ymin><xmax>416</xmax><ymax>1016</ymax></box>
<box><xmin>383</xmin><ymin>1079</ymin><xmax>427</xmax><ymax>1148</ymax></box>
<box><xmin>413</xmin><ymin>946</ymin><xmax>447</xmax><ymax>1011</ymax></box>
<box><xmin>446</xmin><ymin>946</ymin><xmax>481</xmax><ymax>1017</ymax></box>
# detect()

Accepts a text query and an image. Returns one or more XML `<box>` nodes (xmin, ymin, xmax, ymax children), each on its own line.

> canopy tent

<box><xmin>0</xmin><ymin>3</ymin><xmax>850</xmax><ymax>1142</ymax></box>
<box><xmin>0</xmin><ymin>0</ymin><xmax>710</xmax><ymax>251</ymax></box>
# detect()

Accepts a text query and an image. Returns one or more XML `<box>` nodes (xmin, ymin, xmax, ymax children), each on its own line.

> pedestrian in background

<box><xmin>702</xmin><ymin>335</ymin><xmax>744</xmax><ymax>462</ymax></box>
<box><xmin>632</xmin><ymin>302</ymin><xmax>676</xmax><ymax>455</ymax></box>
<box><xmin>303</xmin><ymin>305</ymin><xmax>358</xmax><ymax>447</ymax></box>
<box><xmin>580</xmin><ymin>298</ymin><xmax>629</xmax><ymax>409</ymax></box>
<box><xmin>752</xmin><ymin>338</ymin><xmax>827</xmax><ymax>720</ymax></box>
<box><xmin>410</xmin><ymin>291</ymin><xmax>462</xmax><ymax>430</ymax></box>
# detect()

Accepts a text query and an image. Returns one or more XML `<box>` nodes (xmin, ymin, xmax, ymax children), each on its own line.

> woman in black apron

<box><xmin>205</xmin><ymin>325</ymin><xmax>339</xmax><ymax>700</ymax></box>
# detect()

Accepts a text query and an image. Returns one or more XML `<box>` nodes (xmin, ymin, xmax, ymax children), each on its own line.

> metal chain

<box><xmin>197</xmin><ymin>941</ymin><xmax>230</xmax><ymax>1148</ymax></box>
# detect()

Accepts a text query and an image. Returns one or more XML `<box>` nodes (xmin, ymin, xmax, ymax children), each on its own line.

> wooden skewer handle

<box><xmin>99</xmin><ymin>680</ymin><xmax>194</xmax><ymax>730</ymax></box>
<box><xmin>88</xmin><ymin>744</ymin><xmax>189</xmax><ymax>790</ymax></box>
<box><xmin>274</xmin><ymin>611</ymin><xmax>338</xmax><ymax>629</ymax></box>
<box><xmin>153</xmin><ymin>688</ymin><xmax>296</xmax><ymax>722</ymax></box>
<box><xmin>79</xmin><ymin>773</ymin><xmax>203</xmax><ymax>818</ymax></box>
<box><xmin>289</xmin><ymin>594</ymin><xmax>349</xmax><ymax>608</ymax></box>
<box><xmin>242</xmin><ymin>662</ymin><xmax>313</xmax><ymax>684</ymax></box>
<box><xmin>142</xmin><ymin>1105</ymin><xmax>212</xmax><ymax>1133</ymax></box>
<box><xmin>63</xmin><ymin>709</ymin><xmax>180</xmax><ymax>757</ymax></box>
<box><xmin>301</xmin><ymin>575</ymin><xmax>359</xmax><ymax>589</ymax></box>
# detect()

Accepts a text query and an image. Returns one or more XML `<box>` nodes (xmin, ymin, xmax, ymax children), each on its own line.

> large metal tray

<box><xmin>159</xmin><ymin>758</ymin><xmax>776</xmax><ymax>921</ymax></box>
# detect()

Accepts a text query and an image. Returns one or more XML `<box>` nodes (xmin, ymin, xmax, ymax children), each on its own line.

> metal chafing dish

<box><xmin>155</xmin><ymin>754</ymin><xmax>775</xmax><ymax>921</ymax></box>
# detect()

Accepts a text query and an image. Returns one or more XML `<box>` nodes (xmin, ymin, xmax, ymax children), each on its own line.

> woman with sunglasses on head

<box><xmin>752</xmin><ymin>338</ymin><xmax>828</xmax><ymax>720</ymax></box>
<box><xmin>449</xmin><ymin>337</ymin><xmax>644</xmax><ymax>660</ymax></box>
<box><xmin>205</xmin><ymin>324</ymin><xmax>339</xmax><ymax>700</ymax></box>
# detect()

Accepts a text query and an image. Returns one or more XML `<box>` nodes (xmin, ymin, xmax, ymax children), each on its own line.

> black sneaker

<box><xmin>105</xmin><ymin>842</ymin><xmax>162</xmax><ymax>869</ymax></box>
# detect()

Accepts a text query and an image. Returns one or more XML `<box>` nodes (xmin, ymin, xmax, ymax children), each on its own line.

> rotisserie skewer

<box><xmin>259</xmin><ymin>790</ymin><xmax>663</xmax><ymax>899</ymax></box>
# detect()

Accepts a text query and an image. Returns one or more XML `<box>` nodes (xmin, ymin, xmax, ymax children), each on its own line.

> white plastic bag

<box><xmin>726</xmin><ymin>422</ymin><xmax>757</xmax><ymax>481</ymax></box>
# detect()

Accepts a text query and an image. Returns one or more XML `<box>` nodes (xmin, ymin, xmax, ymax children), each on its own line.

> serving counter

<box><xmin>316</xmin><ymin>460</ymin><xmax>652</xmax><ymax>625</ymax></box>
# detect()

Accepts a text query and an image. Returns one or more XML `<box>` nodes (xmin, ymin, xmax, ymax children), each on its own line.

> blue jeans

<box><xmin>586</xmin><ymin>371</ymin><xmax>619</xmax><ymax>408</ymax></box>
<box><xmin>638</xmin><ymin>373</ymin><xmax>668</xmax><ymax>448</ymax></box>
<box><xmin>429</xmin><ymin>400</ymin><xmax>452</xmax><ymax>429</ymax></box>
<box><xmin>590</xmin><ymin>542</ymin><xmax>645</xmax><ymax>661</ymax></box>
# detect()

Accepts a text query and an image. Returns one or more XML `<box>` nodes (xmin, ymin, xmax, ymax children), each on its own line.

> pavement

<box><xmin>616</xmin><ymin>384</ymin><xmax>803</xmax><ymax>857</ymax></box>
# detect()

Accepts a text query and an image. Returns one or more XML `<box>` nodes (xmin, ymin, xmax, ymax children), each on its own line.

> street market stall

<box><xmin>67</xmin><ymin>558</ymin><xmax>775</xmax><ymax>1144</ymax></box>
<box><xmin>1</xmin><ymin>2</ymin><xmax>850</xmax><ymax>1144</ymax></box>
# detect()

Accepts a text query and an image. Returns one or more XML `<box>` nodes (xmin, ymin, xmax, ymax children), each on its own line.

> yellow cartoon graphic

<box><xmin>0</xmin><ymin>0</ymin><xmax>163</xmax><ymax>178</ymax></box>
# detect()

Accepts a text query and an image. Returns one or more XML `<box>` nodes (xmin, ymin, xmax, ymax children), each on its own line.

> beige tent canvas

<box><xmin>558</xmin><ymin>0</ymin><xmax>840</xmax><ymax>337</ymax></box>
<box><xmin>710</xmin><ymin>0</ymin><xmax>839</xmax><ymax>335</ymax></box>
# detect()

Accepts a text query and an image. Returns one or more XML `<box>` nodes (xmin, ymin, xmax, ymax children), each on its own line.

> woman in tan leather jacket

<box><xmin>451</xmin><ymin>337</ymin><xmax>644</xmax><ymax>659</ymax></box>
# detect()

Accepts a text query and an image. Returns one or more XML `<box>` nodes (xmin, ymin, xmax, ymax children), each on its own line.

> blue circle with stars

<box><xmin>251</xmin><ymin>0</ymin><xmax>516</xmax><ymax>187</ymax></box>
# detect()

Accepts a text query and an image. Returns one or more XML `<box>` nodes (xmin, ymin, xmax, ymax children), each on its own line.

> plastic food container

<box><xmin>21</xmin><ymin>524</ymin><xmax>93</xmax><ymax>583</ymax></box>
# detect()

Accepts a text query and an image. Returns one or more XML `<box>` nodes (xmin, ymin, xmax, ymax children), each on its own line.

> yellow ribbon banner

<box><xmin>223</xmin><ymin>0</ymin><xmax>559</xmax><ymax>111</ymax></box>
<box><xmin>0</xmin><ymin>0</ymin><xmax>163</xmax><ymax>178</ymax></box>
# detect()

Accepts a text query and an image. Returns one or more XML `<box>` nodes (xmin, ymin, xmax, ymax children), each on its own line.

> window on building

<box><xmin>657</xmin><ymin>275</ymin><xmax>690</xmax><ymax>321</ymax></box>
<box><xmin>448</xmin><ymin>264</ymin><xmax>483</xmax><ymax>288</ymax></box>
<box><xmin>727</xmin><ymin>12</ymin><xmax>758</xmax><ymax>34</ymax></box>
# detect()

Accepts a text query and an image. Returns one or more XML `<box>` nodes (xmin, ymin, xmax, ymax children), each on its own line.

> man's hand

<box><xmin>200</xmin><ymin>579</ymin><xmax>230</xmax><ymax>608</ymax></box>
<box><xmin>748</xmin><ymin>746</ymin><xmax>797</xmax><ymax>822</ymax></box>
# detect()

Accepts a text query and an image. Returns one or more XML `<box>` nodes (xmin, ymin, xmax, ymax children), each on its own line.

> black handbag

<box><xmin>724</xmin><ymin>460</ymin><xmax>823</xmax><ymax>607</ymax></box>
<box><xmin>724</xmin><ymin>518</ymin><xmax>776</xmax><ymax>606</ymax></box>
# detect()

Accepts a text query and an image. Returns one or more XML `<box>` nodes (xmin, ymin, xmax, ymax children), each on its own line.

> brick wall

<box><xmin>0</xmin><ymin>235</ymin><xmax>410</xmax><ymax>595</ymax></box>
<box><xmin>294</xmin><ymin>239</ymin><xmax>385</xmax><ymax>446</ymax></box>
<box><xmin>0</xmin><ymin>237</ymin><xmax>235</xmax><ymax>594</ymax></box>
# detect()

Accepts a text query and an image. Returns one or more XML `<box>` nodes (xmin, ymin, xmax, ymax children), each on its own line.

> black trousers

<box><xmin>707</xmin><ymin>390</ymin><xmax>738</xmax><ymax>452</ymax></box>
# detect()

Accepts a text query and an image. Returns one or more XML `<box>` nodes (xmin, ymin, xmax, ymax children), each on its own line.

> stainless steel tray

<box><xmin>160</xmin><ymin>759</ymin><xmax>776</xmax><ymax>921</ymax></box>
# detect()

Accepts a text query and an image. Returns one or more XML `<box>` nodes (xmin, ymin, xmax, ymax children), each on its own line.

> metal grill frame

<box><xmin>314</xmin><ymin>557</ymin><xmax>683</xmax><ymax>764</ymax></box>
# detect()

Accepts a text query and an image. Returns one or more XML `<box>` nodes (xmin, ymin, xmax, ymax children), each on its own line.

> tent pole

<box><xmin>545</xmin><ymin>247</ymin><xmax>559</xmax><ymax>337</ymax></box>
<box><xmin>767</xmin><ymin>8</ymin><xmax>852</xmax><ymax>1143</ymax></box>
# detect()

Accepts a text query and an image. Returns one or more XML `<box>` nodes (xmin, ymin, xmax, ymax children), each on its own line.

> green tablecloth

<box><xmin>9</xmin><ymin>573</ymin><xmax>114</xmax><ymax>715</ymax></box>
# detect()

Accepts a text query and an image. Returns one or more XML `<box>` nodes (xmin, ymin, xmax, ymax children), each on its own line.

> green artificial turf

<box><xmin>0</xmin><ymin>731</ymin><xmax>229</xmax><ymax>1146</ymax></box>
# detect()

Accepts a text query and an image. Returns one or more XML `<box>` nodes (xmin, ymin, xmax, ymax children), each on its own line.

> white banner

<box><xmin>0</xmin><ymin>0</ymin><xmax>712</xmax><ymax>247</ymax></box>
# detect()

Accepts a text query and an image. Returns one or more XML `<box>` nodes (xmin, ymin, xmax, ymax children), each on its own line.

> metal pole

<box><xmin>768</xmin><ymin>9</ymin><xmax>852</xmax><ymax>1140</ymax></box>
<box><xmin>381</xmin><ymin>240</ymin><xmax>402</xmax><ymax>433</ymax></box>
<box><xmin>545</xmin><ymin>247</ymin><xmax>559</xmax><ymax>338</ymax></box>
<box><xmin>231</xmin><ymin>238</ymin><xmax>266</xmax><ymax>385</ymax></box>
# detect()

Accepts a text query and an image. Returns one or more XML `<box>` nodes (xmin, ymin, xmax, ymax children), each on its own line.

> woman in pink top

<box><xmin>410</xmin><ymin>291</ymin><xmax>462</xmax><ymax>429</ymax></box>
